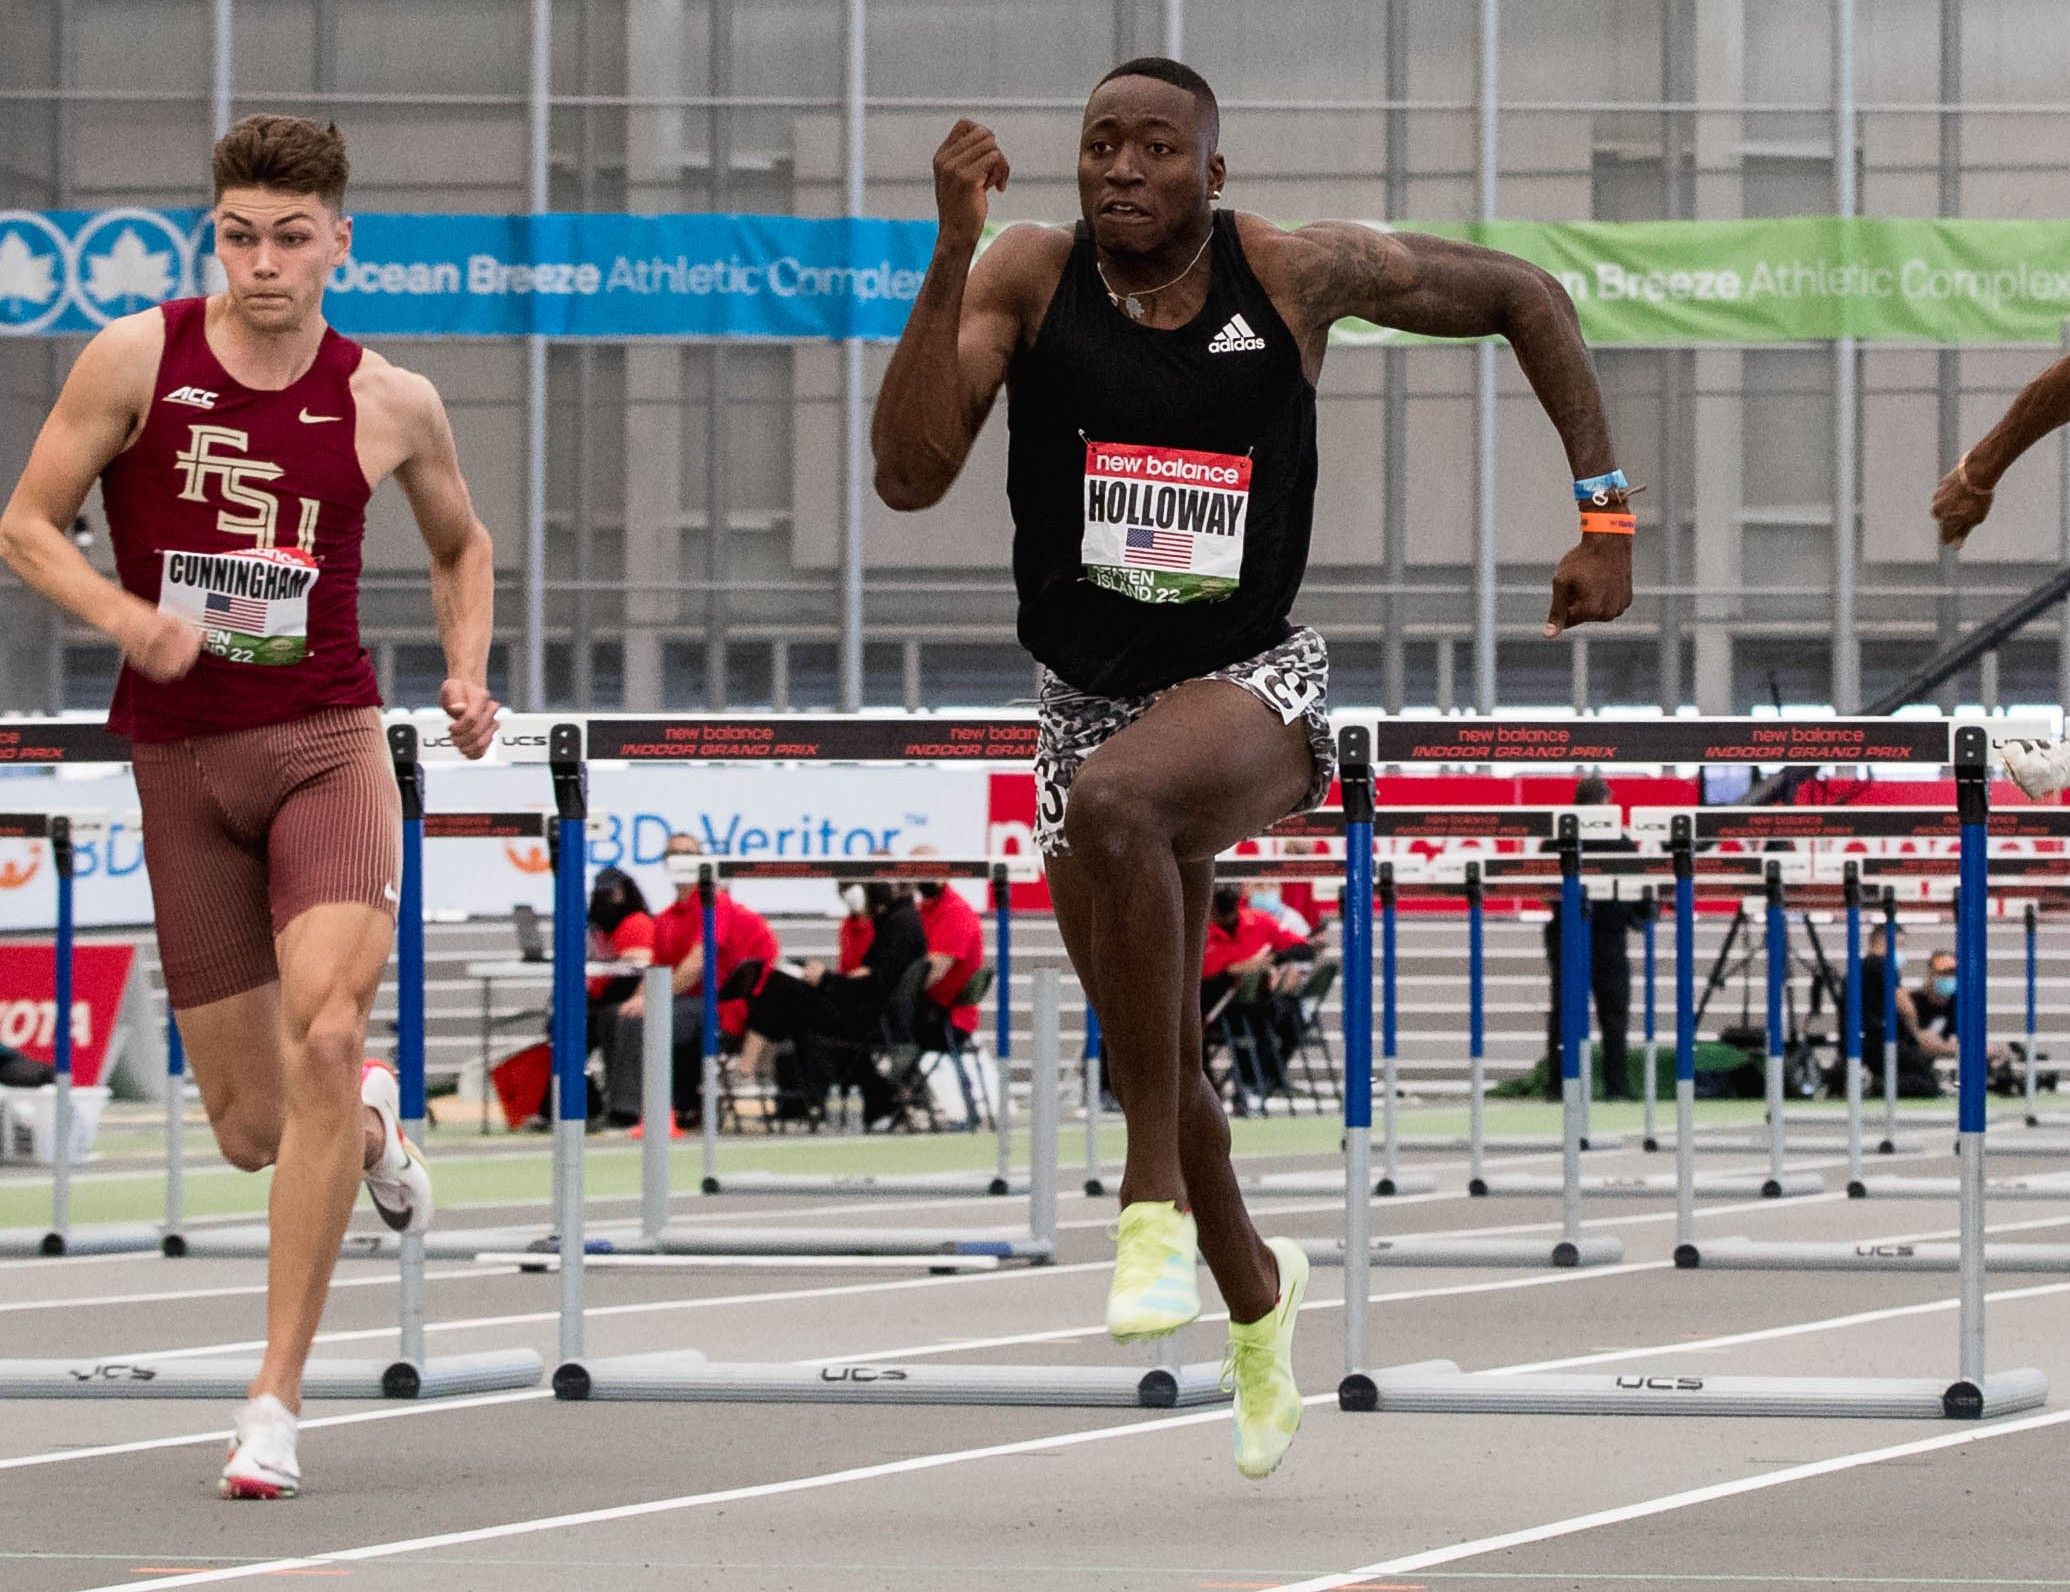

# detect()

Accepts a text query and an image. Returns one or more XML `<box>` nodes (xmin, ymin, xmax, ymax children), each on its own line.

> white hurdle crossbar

<box><xmin>1337</xmin><ymin>716</ymin><xmax>2046</xmax><ymax>1420</ymax></box>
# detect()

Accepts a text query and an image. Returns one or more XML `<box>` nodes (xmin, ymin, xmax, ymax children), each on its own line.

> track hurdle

<box><xmin>0</xmin><ymin>807</ymin><xmax>162</xmax><ymax>1260</ymax></box>
<box><xmin>519</xmin><ymin>715</ymin><xmax>1219</xmax><ymax>1405</ymax></box>
<box><xmin>695</xmin><ymin>856</ymin><xmax>1031</xmax><ymax>1199</ymax></box>
<box><xmin>0</xmin><ymin>722</ymin><xmax>545</xmax><ymax>1399</ymax></box>
<box><xmin>1457</xmin><ymin>852</ymin><xmax>1829</xmax><ymax>1200</ymax></box>
<box><xmin>527</xmin><ymin>715</ymin><xmax>1056</xmax><ymax>1266</ymax></box>
<box><xmin>1339</xmin><ymin>715</ymin><xmax>2046</xmax><ymax>1420</ymax></box>
<box><xmin>1301</xmin><ymin>743</ymin><xmax>1624</xmax><ymax>1274</ymax></box>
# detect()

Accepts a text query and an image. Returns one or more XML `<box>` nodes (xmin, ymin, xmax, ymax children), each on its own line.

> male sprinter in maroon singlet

<box><xmin>873</xmin><ymin>60</ymin><xmax>1634</xmax><ymax>1479</ymax></box>
<box><xmin>0</xmin><ymin>116</ymin><xmax>497</xmax><ymax>1500</ymax></box>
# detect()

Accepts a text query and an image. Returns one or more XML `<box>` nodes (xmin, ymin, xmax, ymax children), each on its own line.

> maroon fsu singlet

<box><xmin>100</xmin><ymin>296</ymin><xmax>381</xmax><ymax>742</ymax></box>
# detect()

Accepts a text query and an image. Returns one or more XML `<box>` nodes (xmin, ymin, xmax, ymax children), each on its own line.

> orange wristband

<box><xmin>1579</xmin><ymin>511</ymin><xmax>1635</xmax><ymax>537</ymax></box>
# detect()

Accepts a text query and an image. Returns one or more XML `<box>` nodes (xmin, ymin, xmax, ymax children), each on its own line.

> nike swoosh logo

<box><xmin>299</xmin><ymin>409</ymin><xmax>342</xmax><ymax>424</ymax></box>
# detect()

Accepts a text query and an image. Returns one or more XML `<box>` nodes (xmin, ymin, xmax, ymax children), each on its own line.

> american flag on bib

<box><xmin>1124</xmin><ymin>525</ymin><xmax>1192</xmax><ymax>570</ymax></box>
<box><xmin>205</xmin><ymin>591</ymin><xmax>270</xmax><ymax>631</ymax></box>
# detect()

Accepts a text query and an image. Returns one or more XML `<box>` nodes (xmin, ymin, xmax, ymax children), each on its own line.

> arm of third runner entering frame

<box><xmin>1932</xmin><ymin>355</ymin><xmax>2070</xmax><ymax>547</ymax></box>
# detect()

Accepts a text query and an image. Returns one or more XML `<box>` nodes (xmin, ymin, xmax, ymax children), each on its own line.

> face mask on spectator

<box><xmin>841</xmin><ymin>884</ymin><xmax>868</xmax><ymax>914</ymax></box>
<box><xmin>1251</xmin><ymin>888</ymin><xmax>1283</xmax><ymax>916</ymax></box>
<box><xmin>1934</xmin><ymin>973</ymin><xmax>1957</xmax><ymax>998</ymax></box>
<box><xmin>664</xmin><ymin>852</ymin><xmax>700</xmax><ymax>886</ymax></box>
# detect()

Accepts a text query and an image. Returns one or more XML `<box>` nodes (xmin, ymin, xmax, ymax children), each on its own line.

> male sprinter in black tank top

<box><xmin>873</xmin><ymin>58</ymin><xmax>1633</xmax><ymax>1479</ymax></box>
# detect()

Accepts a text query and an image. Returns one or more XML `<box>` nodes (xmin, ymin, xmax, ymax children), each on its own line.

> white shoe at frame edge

<box><xmin>360</xmin><ymin>1061</ymin><xmax>435</xmax><ymax>1236</ymax></box>
<box><xmin>2002</xmin><ymin>738</ymin><xmax>2070</xmax><ymax>802</ymax></box>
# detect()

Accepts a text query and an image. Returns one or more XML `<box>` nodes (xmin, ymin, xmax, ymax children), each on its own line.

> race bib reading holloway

<box><xmin>157</xmin><ymin>548</ymin><xmax>318</xmax><ymax>666</ymax></box>
<box><xmin>1082</xmin><ymin>439</ymin><xmax>1249</xmax><ymax>604</ymax></box>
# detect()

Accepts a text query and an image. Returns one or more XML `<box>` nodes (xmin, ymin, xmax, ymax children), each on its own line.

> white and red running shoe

<box><xmin>2003</xmin><ymin>738</ymin><xmax>2070</xmax><ymax>802</ymax></box>
<box><xmin>220</xmin><ymin>1393</ymin><xmax>299</xmax><ymax>1500</ymax></box>
<box><xmin>360</xmin><ymin>1062</ymin><xmax>434</xmax><ymax>1235</ymax></box>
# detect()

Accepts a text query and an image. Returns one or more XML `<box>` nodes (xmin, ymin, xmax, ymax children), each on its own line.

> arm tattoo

<box><xmin>1286</xmin><ymin>222</ymin><xmax>1617</xmax><ymax>479</ymax></box>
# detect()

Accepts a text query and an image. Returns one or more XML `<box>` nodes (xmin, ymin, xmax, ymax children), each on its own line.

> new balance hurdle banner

<box><xmin>16</xmin><ymin>208</ymin><xmax>2070</xmax><ymax>343</ymax></box>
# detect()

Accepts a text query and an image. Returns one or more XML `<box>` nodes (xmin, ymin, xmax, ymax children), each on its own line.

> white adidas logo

<box><xmin>1207</xmin><ymin>313</ymin><xmax>1266</xmax><ymax>354</ymax></box>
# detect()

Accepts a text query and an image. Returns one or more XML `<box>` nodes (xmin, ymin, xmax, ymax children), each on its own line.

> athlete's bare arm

<box><xmin>1247</xmin><ymin>216</ymin><xmax>1633</xmax><ymax>636</ymax></box>
<box><xmin>355</xmin><ymin>355</ymin><xmax>498</xmax><ymax>757</ymax></box>
<box><xmin>0</xmin><ymin>313</ymin><xmax>204</xmax><ymax>683</ymax></box>
<box><xmin>1932</xmin><ymin>356</ymin><xmax>2070</xmax><ymax>546</ymax></box>
<box><xmin>872</xmin><ymin>120</ymin><xmax>1070</xmax><ymax>511</ymax></box>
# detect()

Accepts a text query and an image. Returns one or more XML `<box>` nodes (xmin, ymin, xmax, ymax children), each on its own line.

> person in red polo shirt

<box><xmin>629</xmin><ymin>833</ymin><xmax>782</xmax><ymax>1129</ymax></box>
<box><xmin>1202</xmin><ymin>882</ymin><xmax>1311</xmax><ymax>1104</ymax></box>
<box><xmin>911</xmin><ymin>853</ymin><xmax>985</xmax><ymax>1053</ymax></box>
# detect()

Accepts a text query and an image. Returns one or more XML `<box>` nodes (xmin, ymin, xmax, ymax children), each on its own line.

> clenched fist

<box><xmin>440</xmin><ymin>677</ymin><xmax>500</xmax><ymax>761</ymax></box>
<box><xmin>933</xmin><ymin>119</ymin><xmax>1011</xmax><ymax>249</ymax></box>
<box><xmin>1544</xmin><ymin>531</ymin><xmax>1634</xmax><ymax>637</ymax></box>
<box><xmin>121</xmin><ymin>607</ymin><xmax>203</xmax><ymax>683</ymax></box>
<box><xmin>1931</xmin><ymin>457</ymin><xmax>1994</xmax><ymax>548</ymax></box>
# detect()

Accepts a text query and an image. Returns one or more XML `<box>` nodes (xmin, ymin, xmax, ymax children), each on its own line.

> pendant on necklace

<box><xmin>1123</xmin><ymin>294</ymin><xmax>1146</xmax><ymax>320</ymax></box>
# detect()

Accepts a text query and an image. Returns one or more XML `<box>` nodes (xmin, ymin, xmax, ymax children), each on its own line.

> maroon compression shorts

<box><xmin>131</xmin><ymin>706</ymin><xmax>401</xmax><ymax>1008</ymax></box>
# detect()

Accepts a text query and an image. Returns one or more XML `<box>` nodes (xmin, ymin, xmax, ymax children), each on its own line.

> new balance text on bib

<box><xmin>1082</xmin><ymin>439</ymin><xmax>1250</xmax><ymax>604</ymax></box>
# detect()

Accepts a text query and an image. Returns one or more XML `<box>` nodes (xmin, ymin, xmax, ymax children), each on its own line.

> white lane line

<box><xmin>58</xmin><ymin>1273</ymin><xmax>2070</xmax><ymax>1588</ymax></box>
<box><xmin>0</xmin><ymin>1266</ymin><xmax>514</xmax><ymax>1317</ymax></box>
<box><xmin>1260</xmin><ymin>1406</ymin><xmax>2070</xmax><ymax>1592</ymax></box>
<box><xmin>1495</xmin><ymin>1276</ymin><xmax>2070</xmax><ymax>1377</ymax></box>
<box><xmin>0</xmin><ymin>1389</ymin><xmax>550</xmax><ymax>1475</ymax></box>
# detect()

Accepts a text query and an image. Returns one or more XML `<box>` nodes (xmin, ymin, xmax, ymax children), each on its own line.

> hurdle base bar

<box><xmin>702</xmin><ymin>1171</ymin><xmax>1030</xmax><ymax>1198</ymax></box>
<box><xmin>1242</xmin><ymin>1170</ymin><xmax>1438</xmax><ymax>1197</ymax></box>
<box><xmin>1664</xmin><ymin>1135</ymin><xmax>1919</xmax><ymax>1156</ymax></box>
<box><xmin>554</xmin><ymin>1351</ymin><xmax>1228</xmax><ymax>1408</ymax></box>
<box><xmin>1679</xmin><ymin>1236</ymin><xmax>2070</xmax><ymax>1272</ymax></box>
<box><xmin>0</xmin><ymin>1224</ymin><xmax>163</xmax><ymax>1259</ymax></box>
<box><xmin>1961</xmin><ymin>1137</ymin><xmax>2070</xmax><ymax>1159</ymax></box>
<box><xmin>1472</xmin><ymin>1170</ymin><xmax>1827</xmax><ymax>1200</ymax></box>
<box><xmin>1395</xmin><ymin>1134</ymin><xmax>1625</xmax><ymax>1154</ymax></box>
<box><xmin>1300</xmin><ymin>1235</ymin><xmax>1624</xmax><ymax>1270</ymax></box>
<box><xmin>1852</xmin><ymin>1173</ymin><xmax>2070</xmax><ymax>1201</ymax></box>
<box><xmin>0</xmin><ymin>1349</ymin><xmax>543</xmax><ymax>1400</ymax></box>
<box><xmin>162</xmin><ymin>1221</ymin><xmax>649</xmax><ymax>1264</ymax></box>
<box><xmin>642</xmin><ymin>1223</ymin><xmax>1051</xmax><ymax>1260</ymax></box>
<box><xmin>1339</xmin><ymin>1360</ymin><xmax>2049</xmax><ymax>1420</ymax></box>
<box><xmin>475</xmin><ymin>1249</ymin><xmax>1000</xmax><ymax>1273</ymax></box>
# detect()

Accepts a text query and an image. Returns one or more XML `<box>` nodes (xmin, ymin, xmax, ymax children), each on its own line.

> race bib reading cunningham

<box><xmin>1082</xmin><ymin>439</ymin><xmax>1249</xmax><ymax>604</ymax></box>
<box><xmin>157</xmin><ymin>548</ymin><xmax>318</xmax><ymax>666</ymax></box>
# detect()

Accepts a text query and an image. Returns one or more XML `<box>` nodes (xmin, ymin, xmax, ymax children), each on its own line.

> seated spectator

<box><xmin>744</xmin><ymin>880</ymin><xmax>929</xmax><ymax>1127</ymax></box>
<box><xmin>1201</xmin><ymin>882</ymin><xmax>1310</xmax><ymax>1104</ymax></box>
<box><xmin>1275</xmin><ymin>837</ymin><xmax>1336</xmax><ymax>938</ymax></box>
<box><xmin>910</xmin><ymin>851</ymin><xmax>985</xmax><ymax>1054</ymax></box>
<box><xmin>585</xmin><ymin>867</ymin><xmax>655</xmax><ymax>1127</ymax></box>
<box><xmin>599</xmin><ymin>833</ymin><xmax>783</xmax><ymax>1130</ymax></box>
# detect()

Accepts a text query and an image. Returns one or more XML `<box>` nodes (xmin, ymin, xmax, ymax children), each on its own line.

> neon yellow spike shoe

<box><xmin>1105</xmin><ymin>1200</ymin><xmax>1202</xmax><ymax>1342</ymax></box>
<box><xmin>1224</xmin><ymin>1236</ymin><xmax>1309</xmax><ymax>1480</ymax></box>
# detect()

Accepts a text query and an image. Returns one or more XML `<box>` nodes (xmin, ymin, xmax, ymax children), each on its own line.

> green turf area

<box><xmin>0</xmin><ymin>1095</ymin><xmax>1836</xmax><ymax>1231</ymax></box>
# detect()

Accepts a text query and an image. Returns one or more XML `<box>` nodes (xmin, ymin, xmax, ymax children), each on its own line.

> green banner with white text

<box><xmin>1327</xmin><ymin>218</ymin><xmax>2070</xmax><ymax>347</ymax></box>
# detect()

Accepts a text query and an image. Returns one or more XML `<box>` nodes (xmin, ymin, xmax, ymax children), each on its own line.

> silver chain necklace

<box><xmin>1095</xmin><ymin>227</ymin><xmax>1213</xmax><ymax>321</ymax></box>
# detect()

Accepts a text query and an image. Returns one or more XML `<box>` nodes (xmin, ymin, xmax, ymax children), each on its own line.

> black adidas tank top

<box><xmin>1005</xmin><ymin>210</ymin><xmax>1318</xmax><ymax>698</ymax></box>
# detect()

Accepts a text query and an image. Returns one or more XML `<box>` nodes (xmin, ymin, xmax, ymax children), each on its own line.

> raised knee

<box><xmin>1061</xmin><ymin>766</ymin><xmax>1168</xmax><ymax>860</ymax></box>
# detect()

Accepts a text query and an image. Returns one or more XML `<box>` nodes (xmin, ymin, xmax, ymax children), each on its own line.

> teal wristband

<box><xmin>1573</xmin><ymin>470</ymin><xmax>1629</xmax><ymax>503</ymax></box>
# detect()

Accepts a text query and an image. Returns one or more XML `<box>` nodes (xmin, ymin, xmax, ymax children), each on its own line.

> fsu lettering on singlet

<box><xmin>1005</xmin><ymin>211</ymin><xmax>1319</xmax><ymax>698</ymax></box>
<box><xmin>99</xmin><ymin>297</ymin><xmax>381</xmax><ymax>742</ymax></box>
